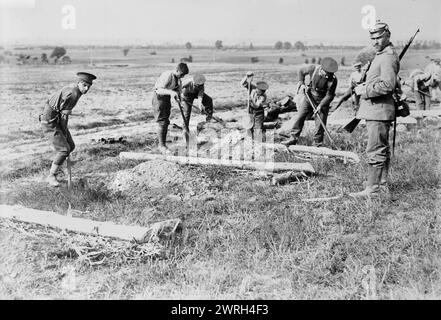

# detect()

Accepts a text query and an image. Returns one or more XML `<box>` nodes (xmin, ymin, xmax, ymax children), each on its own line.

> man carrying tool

<box><xmin>181</xmin><ymin>73</ymin><xmax>214</xmax><ymax>124</ymax></box>
<box><xmin>405</xmin><ymin>69</ymin><xmax>439</xmax><ymax>110</ymax></box>
<box><xmin>240</xmin><ymin>72</ymin><xmax>269</xmax><ymax>139</ymax></box>
<box><xmin>40</xmin><ymin>72</ymin><xmax>97</xmax><ymax>187</ymax></box>
<box><xmin>281</xmin><ymin>57</ymin><xmax>338</xmax><ymax>147</ymax></box>
<box><xmin>153</xmin><ymin>62</ymin><xmax>189</xmax><ymax>154</ymax></box>
<box><xmin>349</xmin><ymin>21</ymin><xmax>400</xmax><ymax>198</ymax></box>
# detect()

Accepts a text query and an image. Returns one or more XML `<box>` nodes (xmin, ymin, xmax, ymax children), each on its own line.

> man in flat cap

<box><xmin>282</xmin><ymin>57</ymin><xmax>338</xmax><ymax>147</ymax></box>
<box><xmin>41</xmin><ymin>72</ymin><xmax>96</xmax><ymax>187</ymax></box>
<box><xmin>181</xmin><ymin>73</ymin><xmax>214</xmax><ymax>125</ymax></box>
<box><xmin>153</xmin><ymin>62</ymin><xmax>189</xmax><ymax>154</ymax></box>
<box><xmin>241</xmin><ymin>72</ymin><xmax>269</xmax><ymax>140</ymax></box>
<box><xmin>349</xmin><ymin>21</ymin><xmax>400</xmax><ymax>198</ymax></box>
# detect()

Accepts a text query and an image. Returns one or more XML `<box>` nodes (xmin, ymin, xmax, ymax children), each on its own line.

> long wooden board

<box><xmin>119</xmin><ymin>152</ymin><xmax>316</xmax><ymax>173</ymax></box>
<box><xmin>0</xmin><ymin>205</ymin><xmax>180</xmax><ymax>243</ymax></box>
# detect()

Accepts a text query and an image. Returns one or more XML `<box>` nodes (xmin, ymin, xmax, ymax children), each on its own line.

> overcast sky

<box><xmin>1</xmin><ymin>0</ymin><xmax>440</xmax><ymax>45</ymax></box>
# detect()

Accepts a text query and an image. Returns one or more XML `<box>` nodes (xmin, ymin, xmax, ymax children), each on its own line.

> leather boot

<box><xmin>158</xmin><ymin>124</ymin><xmax>172</xmax><ymax>155</ymax></box>
<box><xmin>380</xmin><ymin>161</ymin><xmax>389</xmax><ymax>186</ymax></box>
<box><xmin>380</xmin><ymin>163</ymin><xmax>390</xmax><ymax>195</ymax></box>
<box><xmin>46</xmin><ymin>163</ymin><xmax>60</xmax><ymax>187</ymax></box>
<box><xmin>157</xmin><ymin>124</ymin><xmax>166</xmax><ymax>148</ymax></box>
<box><xmin>349</xmin><ymin>166</ymin><xmax>382</xmax><ymax>198</ymax></box>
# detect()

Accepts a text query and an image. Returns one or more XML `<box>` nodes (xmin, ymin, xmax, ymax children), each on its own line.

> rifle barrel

<box><xmin>399</xmin><ymin>29</ymin><xmax>420</xmax><ymax>61</ymax></box>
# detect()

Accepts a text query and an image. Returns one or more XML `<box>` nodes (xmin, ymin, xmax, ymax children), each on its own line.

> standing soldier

<box><xmin>349</xmin><ymin>22</ymin><xmax>400</xmax><ymax>198</ymax></box>
<box><xmin>349</xmin><ymin>62</ymin><xmax>363</xmax><ymax>107</ymax></box>
<box><xmin>282</xmin><ymin>57</ymin><xmax>338</xmax><ymax>147</ymax></box>
<box><xmin>152</xmin><ymin>63</ymin><xmax>189</xmax><ymax>155</ymax></box>
<box><xmin>240</xmin><ymin>72</ymin><xmax>269</xmax><ymax>140</ymax></box>
<box><xmin>333</xmin><ymin>62</ymin><xmax>363</xmax><ymax>111</ymax></box>
<box><xmin>40</xmin><ymin>72</ymin><xmax>97</xmax><ymax>187</ymax></box>
<box><xmin>181</xmin><ymin>73</ymin><xmax>214</xmax><ymax>125</ymax></box>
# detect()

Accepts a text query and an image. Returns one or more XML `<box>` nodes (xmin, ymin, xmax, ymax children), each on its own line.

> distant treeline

<box><xmin>2</xmin><ymin>40</ymin><xmax>440</xmax><ymax>51</ymax></box>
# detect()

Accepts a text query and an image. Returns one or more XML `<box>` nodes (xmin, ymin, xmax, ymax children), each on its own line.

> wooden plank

<box><xmin>302</xmin><ymin>195</ymin><xmax>344</xmax><ymax>202</ymax></box>
<box><xmin>287</xmin><ymin>145</ymin><xmax>360</xmax><ymax>163</ymax></box>
<box><xmin>0</xmin><ymin>205</ymin><xmax>180</xmax><ymax>243</ymax></box>
<box><xmin>119</xmin><ymin>152</ymin><xmax>316</xmax><ymax>173</ymax></box>
<box><xmin>410</xmin><ymin>109</ymin><xmax>441</xmax><ymax>118</ymax></box>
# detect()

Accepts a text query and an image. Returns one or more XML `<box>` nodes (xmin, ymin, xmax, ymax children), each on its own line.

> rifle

<box><xmin>343</xmin><ymin>29</ymin><xmax>420</xmax><ymax>133</ymax></box>
<box><xmin>399</xmin><ymin>29</ymin><xmax>420</xmax><ymax>60</ymax></box>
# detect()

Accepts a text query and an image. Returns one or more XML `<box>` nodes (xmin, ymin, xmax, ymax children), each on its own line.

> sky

<box><xmin>0</xmin><ymin>0</ymin><xmax>440</xmax><ymax>45</ymax></box>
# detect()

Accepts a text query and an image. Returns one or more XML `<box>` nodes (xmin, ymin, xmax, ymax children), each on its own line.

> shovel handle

<box><xmin>67</xmin><ymin>155</ymin><xmax>72</xmax><ymax>191</ymax></box>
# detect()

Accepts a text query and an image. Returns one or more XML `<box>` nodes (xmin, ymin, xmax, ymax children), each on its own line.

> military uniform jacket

<box><xmin>154</xmin><ymin>70</ymin><xmax>181</xmax><ymax>96</ymax></box>
<box><xmin>357</xmin><ymin>44</ymin><xmax>400</xmax><ymax>121</ymax></box>
<box><xmin>299</xmin><ymin>64</ymin><xmax>337</xmax><ymax>106</ymax></box>
<box><xmin>41</xmin><ymin>84</ymin><xmax>82</xmax><ymax>130</ymax></box>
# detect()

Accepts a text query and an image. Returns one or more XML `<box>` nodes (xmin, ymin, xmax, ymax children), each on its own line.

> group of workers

<box><xmin>40</xmin><ymin>21</ymin><xmax>440</xmax><ymax>199</ymax></box>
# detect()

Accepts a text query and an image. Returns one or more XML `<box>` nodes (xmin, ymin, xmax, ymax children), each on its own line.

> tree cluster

<box><xmin>274</xmin><ymin>41</ymin><xmax>306</xmax><ymax>51</ymax></box>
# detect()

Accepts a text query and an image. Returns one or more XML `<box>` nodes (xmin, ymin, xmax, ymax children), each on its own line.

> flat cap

<box><xmin>256</xmin><ymin>81</ymin><xmax>269</xmax><ymax>91</ymax></box>
<box><xmin>193</xmin><ymin>74</ymin><xmax>206</xmax><ymax>85</ymax></box>
<box><xmin>321</xmin><ymin>57</ymin><xmax>338</xmax><ymax>73</ymax></box>
<box><xmin>77</xmin><ymin>72</ymin><xmax>97</xmax><ymax>84</ymax></box>
<box><xmin>369</xmin><ymin>21</ymin><xmax>390</xmax><ymax>39</ymax></box>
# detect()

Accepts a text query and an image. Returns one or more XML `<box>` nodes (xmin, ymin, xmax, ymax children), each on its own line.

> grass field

<box><xmin>0</xmin><ymin>47</ymin><xmax>440</xmax><ymax>299</ymax></box>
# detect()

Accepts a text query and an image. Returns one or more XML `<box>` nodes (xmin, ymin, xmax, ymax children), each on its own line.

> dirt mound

<box><xmin>108</xmin><ymin>160</ymin><xmax>193</xmax><ymax>194</ymax></box>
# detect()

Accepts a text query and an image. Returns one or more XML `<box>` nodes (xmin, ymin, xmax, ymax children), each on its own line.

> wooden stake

<box><xmin>287</xmin><ymin>145</ymin><xmax>360</xmax><ymax>163</ymax></box>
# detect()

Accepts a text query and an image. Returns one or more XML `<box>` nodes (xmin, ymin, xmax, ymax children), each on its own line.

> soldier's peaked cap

<box><xmin>256</xmin><ymin>81</ymin><xmax>269</xmax><ymax>91</ymax></box>
<box><xmin>369</xmin><ymin>21</ymin><xmax>390</xmax><ymax>39</ymax></box>
<box><xmin>321</xmin><ymin>57</ymin><xmax>338</xmax><ymax>73</ymax></box>
<box><xmin>353</xmin><ymin>62</ymin><xmax>362</xmax><ymax>68</ymax></box>
<box><xmin>193</xmin><ymin>74</ymin><xmax>206</xmax><ymax>85</ymax></box>
<box><xmin>77</xmin><ymin>72</ymin><xmax>97</xmax><ymax>84</ymax></box>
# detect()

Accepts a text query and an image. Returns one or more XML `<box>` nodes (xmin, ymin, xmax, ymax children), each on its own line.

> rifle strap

<box><xmin>392</xmin><ymin>117</ymin><xmax>397</xmax><ymax>158</ymax></box>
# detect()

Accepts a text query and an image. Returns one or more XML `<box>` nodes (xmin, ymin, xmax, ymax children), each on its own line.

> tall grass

<box><xmin>0</xmin><ymin>125</ymin><xmax>440</xmax><ymax>299</ymax></box>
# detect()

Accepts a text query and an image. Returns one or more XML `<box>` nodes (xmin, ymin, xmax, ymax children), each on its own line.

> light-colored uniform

<box><xmin>358</xmin><ymin>43</ymin><xmax>399</xmax><ymax>170</ymax></box>
<box><xmin>152</xmin><ymin>70</ymin><xmax>182</xmax><ymax>126</ymax></box>
<box><xmin>41</xmin><ymin>85</ymin><xmax>82</xmax><ymax>165</ymax></box>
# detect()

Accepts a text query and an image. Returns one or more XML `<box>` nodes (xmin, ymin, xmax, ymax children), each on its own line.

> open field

<box><xmin>0</xmin><ymin>47</ymin><xmax>440</xmax><ymax>299</ymax></box>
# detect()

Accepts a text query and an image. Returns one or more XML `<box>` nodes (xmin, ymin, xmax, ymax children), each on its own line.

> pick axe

<box><xmin>304</xmin><ymin>88</ymin><xmax>335</xmax><ymax>146</ymax></box>
<box><xmin>67</xmin><ymin>155</ymin><xmax>72</xmax><ymax>191</ymax></box>
<box><xmin>175</xmin><ymin>98</ymin><xmax>190</xmax><ymax>147</ymax></box>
